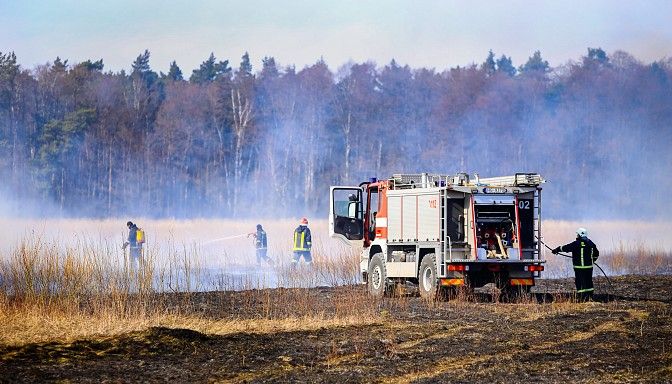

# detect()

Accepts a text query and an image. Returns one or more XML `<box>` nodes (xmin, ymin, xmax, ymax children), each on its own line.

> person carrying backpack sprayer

<box><xmin>552</xmin><ymin>227</ymin><xmax>600</xmax><ymax>302</ymax></box>
<box><xmin>292</xmin><ymin>217</ymin><xmax>312</xmax><ymax>265</ymax></box>
<box><xmin>123</xmin><ymin>221</ymin><xmax>145</xmax><ymax>269</ymax></box>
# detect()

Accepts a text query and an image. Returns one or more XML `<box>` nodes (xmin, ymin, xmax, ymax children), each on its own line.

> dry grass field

<box><xmin>1</xmin><ymin>218</ymin><xmax>670</xmax><ymax>278</ymax></box>
<box><xmin>0</xmin><ymin>278</ymin><xmax>671</xmax><ymax>383</ymax></box>
<box><xmin>0</xmin><ymin>218</ymin><xmax>670</xmax><ymax>382</ymax></box>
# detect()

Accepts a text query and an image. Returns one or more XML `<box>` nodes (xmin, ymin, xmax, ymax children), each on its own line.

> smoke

<box><xmin>0</xmin><ymin>49</ymin><xmax>670</xmax><ymax>221</ymax></box>
<box><xmin>0</xmin><ymin>184</ymin><xmax>63</xmax><ymax>219</ymax></box>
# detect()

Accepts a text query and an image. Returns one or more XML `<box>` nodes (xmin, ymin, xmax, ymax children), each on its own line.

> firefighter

<box><xmin>123</xmin><ymin>221</ymin><xmax>142</xmax><ymax>269</ymax></box>
<box><xmin>249</xmin><ymin>224</ymin><xmax>269</xmax><ymax>264</ymax></box>
<box><xmin>292</xmin><ymin>217</ymin><xmax>312</xmax><ymax>265</ymax></box>
<box><xmin>552</xmin><ymin>227</ymin><xmax>600</xmax><ymax>301</ymax></box>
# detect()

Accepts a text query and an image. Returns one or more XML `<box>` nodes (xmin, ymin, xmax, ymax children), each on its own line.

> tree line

<box><xmin>0</xmin><ymin>48</ymin><xmax>670</xmax><ymax>219</ymax></box>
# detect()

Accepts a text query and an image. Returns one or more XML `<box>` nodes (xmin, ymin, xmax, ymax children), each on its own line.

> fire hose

<box><xmin>535</xmin><ymin>236</ymin><xmax>613</xmax><ymax>294</ymax></box>
<box><xmin>201</xmin><ymin>234</ymin><xmax>250</xmax><ymax>245</ymax></box>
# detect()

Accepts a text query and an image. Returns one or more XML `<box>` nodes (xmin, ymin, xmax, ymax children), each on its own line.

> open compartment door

<box><xmin>329</xmin><ymin>186</ymin><xmax>364</xmax><ymax>242</ymax></box>
<box><xmin>473</xmin><ymin>195</ymin><xmax>518</xmax><ymax>259</ymax></box>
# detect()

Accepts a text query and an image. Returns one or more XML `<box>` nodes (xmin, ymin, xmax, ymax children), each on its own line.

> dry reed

<box><xmin>0</xmin><ymin>232</ymin><xmax>377</xmax><ymax>346</ymax></box>
<box><xmin>1</xmin><ymin>219</ymin><xmax>670</xmax><ymax>346</ymax></box>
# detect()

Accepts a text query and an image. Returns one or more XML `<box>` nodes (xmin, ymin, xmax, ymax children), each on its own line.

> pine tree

<box><xmin>166</xmin><ymin>60</ymin><xmax>183</xmax><ymax>81</ymax></box>
<box><xmin>213</xmin><ymin>59</ymin><xmax>231</xmax><ymax>79</ymax></box>
<box><xmin>0</xmin><ymin>51</ymin><xmax>20</xmax><ymax>103</ymax></box>
<box><xmin>584</xmin><ymin>47</ymin><xmax>610</xmax><ymax>69</ymax></box>
<box><xmin>52</xmin><ymin>56</ymin><xmax>68</xmax><ymax>72</ymax></box>
<box><xmin>77</xmin><ymin>59</ymin><xmax>104</xmax><ymax>72</ymax></box>
<box><xmin>190</xmin><ymin>53</ymin><xmax>231</xmax><ymax>83</ymax></box>
<box><xmin>261</xmin><ymin>56</ymin><xmax>279</xmax><ymax>79</ymax></box>
<box><xmin>496</xmin><ymin>54</ymin><xmax>516</xmax><ymax>76</ymax></box>
<box><xmin>587</xmin><ymin>47</ymin><xmax>608</xmax><ymax>64</ymax></box>
<box><xmin>132</xmin><ymin>49</ymin><xmax>151</xmax><ymax>74</ymax></box>
<box><xmin>482</xmin><ymin>50</ymin><xmax>496</xmax><ymax>76</ymax></box>
<box><xmin>520</xmin><ymin>51</ymin><xmax>549</xmax><ymax>74</ymax></box>
<box><xmin>237</xmin><ymin>52</ymin><xmax>253</xmax><ymax>79</ymax></box>
<box><xmin>131</xmin><ymin>49</ymin><xmax>158</xmax><ymax>87</ymax></box>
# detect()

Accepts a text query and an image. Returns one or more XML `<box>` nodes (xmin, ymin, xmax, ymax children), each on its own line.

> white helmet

<box><xmin>576</xmin><ymin>227</ymin><xmax>588</xmax><ymax>238</ymax></box>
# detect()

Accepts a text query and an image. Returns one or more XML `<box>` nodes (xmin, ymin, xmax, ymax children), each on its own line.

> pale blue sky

<box><xmin>1</xmin><ymin>0</ymin><xmax>671</xmax><ymax>73</ymax></box>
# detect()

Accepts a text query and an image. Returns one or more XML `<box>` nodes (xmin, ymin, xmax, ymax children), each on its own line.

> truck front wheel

<box><xmin>418</xmin><ymin>254</ymin><xmax>439</xmax><ymax>300</ymax></box>
<box><xmin>367</xmin><ymin>253</ymin><xmax>387</xmax><ymax>298</ymax></box>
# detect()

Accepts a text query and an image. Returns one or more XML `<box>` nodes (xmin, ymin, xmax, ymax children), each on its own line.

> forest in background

<box><xmin>0</xmin><ymin>48</ymin><xmax>670</xmax><ymax>219</ymax></box>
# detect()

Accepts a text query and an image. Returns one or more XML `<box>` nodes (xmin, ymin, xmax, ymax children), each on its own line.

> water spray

<box><xmin>201</xmin><ymin>234</ymin><xmax>250</xmax><ymax>245</ymax></box>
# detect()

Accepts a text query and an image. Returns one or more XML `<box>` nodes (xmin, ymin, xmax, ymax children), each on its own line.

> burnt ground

<box><xmin>1</xmin><ymin>275</ymin><xmax>671</xmax><ymax>383</ymax></box>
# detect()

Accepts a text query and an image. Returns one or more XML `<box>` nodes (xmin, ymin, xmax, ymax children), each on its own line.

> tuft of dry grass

<box><xmin>0</xmin><ymin>305</ymin><xmax>379</xmax><ymax>347</ymax></box>
<box><xmin>601</xmin><ymin>241</ymin><xmax>672</xmax><ymax>275</ymax></box>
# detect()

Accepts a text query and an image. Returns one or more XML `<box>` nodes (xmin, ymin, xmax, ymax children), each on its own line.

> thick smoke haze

<box><xmin>0</xmin><ymin>49</ymin><xmax>670</xmax><ymax>220</ymax></box>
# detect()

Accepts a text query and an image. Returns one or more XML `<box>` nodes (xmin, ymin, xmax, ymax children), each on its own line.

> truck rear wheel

<box><xmin>418</xmin><ymin>254</ymin><xmax>439</xmax><ymax>300</ymax></box>
<box><xmin>367</xmin><ymin>253</ymin><xmax>387</xmax><ymax>298</ymax></box>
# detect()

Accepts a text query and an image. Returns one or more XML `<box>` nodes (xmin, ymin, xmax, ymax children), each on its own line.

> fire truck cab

<box><xmin>329</xmin><ymin>173</ymin><xmax>546</xmax><ymax>299</ymax></box>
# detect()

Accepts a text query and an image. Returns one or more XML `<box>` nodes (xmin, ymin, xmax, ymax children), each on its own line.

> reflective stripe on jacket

<box><xmin>293</xmin><ymin>225</ymin><xmax>312</xmax><ymax>251</ymax></box>
<box><xmin>559</xmin><ymin>237</ymin><xmax>600</xmax><ymax>269</ymax></box>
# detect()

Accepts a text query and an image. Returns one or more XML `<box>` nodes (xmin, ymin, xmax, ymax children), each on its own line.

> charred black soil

<box><xmin>1</xmin><ymin>275</ymin><xmax>671</xmax><ymax>383</ymax></box>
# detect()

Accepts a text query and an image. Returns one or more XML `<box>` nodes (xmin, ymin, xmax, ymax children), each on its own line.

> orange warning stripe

<box><xmin>440</xmin><ymin>278</ymin><xmax>465</xmax><ymax>286</ymax></box>
<box><xmin>509</xmin><ymin>278</ymin><xmax>534</xmax><ymax>286</ymax></box>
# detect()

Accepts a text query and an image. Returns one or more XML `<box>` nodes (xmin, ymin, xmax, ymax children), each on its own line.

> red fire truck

<box><xmin>329</xmin><ymin>173</ymin><xmax>546</xmax><ymax>299</ymax></box>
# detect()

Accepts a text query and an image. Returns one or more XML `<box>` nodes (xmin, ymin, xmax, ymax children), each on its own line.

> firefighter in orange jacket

<box><xmin>292</xmin><ymin>217</ymin><xmax>312</xmax><ymax>264</ymax></box>
<box><xmin>552</xmin><ymin>227</ymin><xmax>600</xmax><ymax>301</ymax></box>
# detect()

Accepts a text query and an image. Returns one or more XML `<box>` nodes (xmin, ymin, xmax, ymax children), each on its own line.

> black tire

<box><xmin>367</xmin><ymin>253</ymin><xmax>387</xmax><ymax>298</ymax></box>
<box><xmin>418</xmin><ymin>254</ymin><xmax>439</xmax><ymax>300</ymax></box>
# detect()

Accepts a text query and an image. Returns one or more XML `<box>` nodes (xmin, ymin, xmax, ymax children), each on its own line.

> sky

<box><xmin>1</xmin><ymin>0</ymin><xmax>671</xmax><ymax>74</ymax></box>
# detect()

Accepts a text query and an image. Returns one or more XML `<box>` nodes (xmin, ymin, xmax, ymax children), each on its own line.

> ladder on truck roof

<box><xmin>391</xmin><ymin>173</ymin><xmax>451</xmax><ymax>189</ymax></box>
<box><xmin>390</xmin><ymin>172</ymin><xmax>544</xmax><ymax>189</ymax></box>
<box><xmin>477</xmin><ymin>173</ymin><xmax>545</xmax><ymax>187</ymax></box>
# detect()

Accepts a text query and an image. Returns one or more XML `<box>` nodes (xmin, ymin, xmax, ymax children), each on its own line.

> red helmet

<box><xmin>300</xmin><ymin>217</ymin><xmax>308</xmax><ymax>225</ymax></box>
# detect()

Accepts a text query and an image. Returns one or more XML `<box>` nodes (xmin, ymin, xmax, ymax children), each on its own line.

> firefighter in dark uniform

<box><xmin>552</xmin><ymin>227</ymin><xmax>600</xmax><ymax>301</ymax></box>
<box><xmin>292</xmin><ymin>217</ymin><xmax>312</xmax><ymax>265</ymax></box>
<box><xmin>250</xmin><ymin>224</ymin><xmax>269</xmax><ymax>264</ymax></box>
<box><xmin>123</xmin><ymin>221</ymin><xmax>141</xmax><ymax>269</ymax></box>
